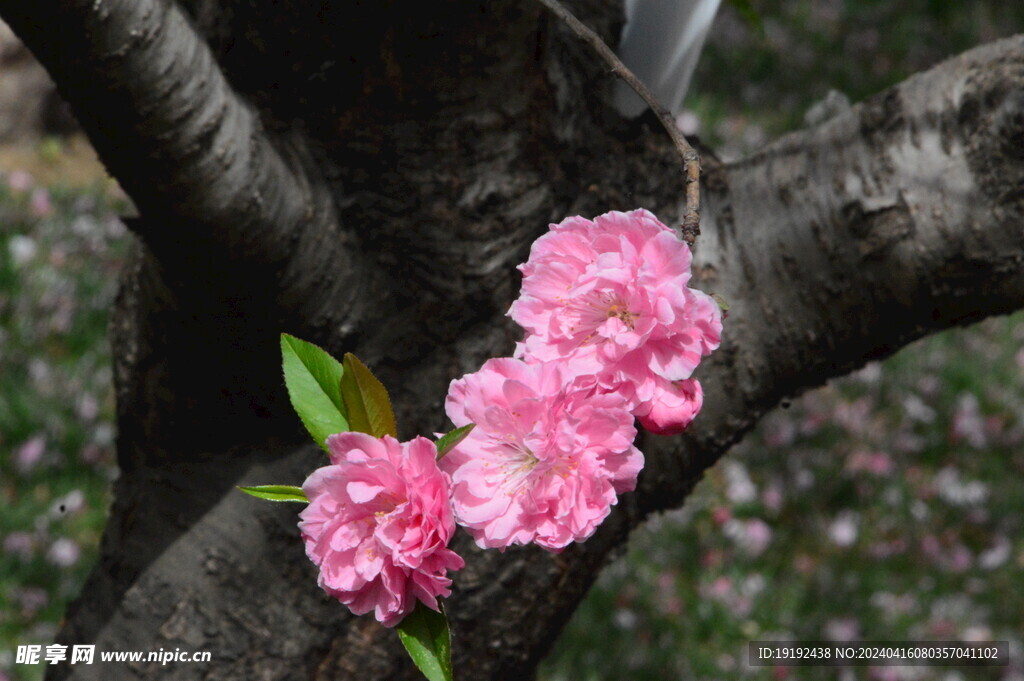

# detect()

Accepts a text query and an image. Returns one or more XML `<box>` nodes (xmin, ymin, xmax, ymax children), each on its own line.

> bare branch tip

<box><xmin>530</xmin><ymin>0</ymin><xmax>704</xmax><ymax>241</ymax></box>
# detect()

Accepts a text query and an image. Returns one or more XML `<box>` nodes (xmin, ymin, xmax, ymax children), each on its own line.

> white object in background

<box><xmin>614</xmin><ymin>0</ymin><xmax>722</xmax><ymax>117</ymax></box>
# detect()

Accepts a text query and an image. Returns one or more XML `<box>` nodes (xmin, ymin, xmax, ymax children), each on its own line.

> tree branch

<box><xmin>0</xmin><ymin>0</ymin><xmax>361</xmax><ymax>328</ymax></box>
<box><xmin>679</xmin><ymin>33</ymin><xmax>1024</xmax><ymax>482</ymax></box>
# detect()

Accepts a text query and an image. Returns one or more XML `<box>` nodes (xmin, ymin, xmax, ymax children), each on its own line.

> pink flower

<box><xmin>7</xmin><ymin>169</ymin><xmax>33</xmax><ymax>193</ymax></box>
<box><xmin>30</xmin><ymin>188</ymin><xmax>53</xmax><ymax>217</ymax></box>
<box><xmin>634</xmin><ymin>376</ymin><xmax>704</xmax><ymax>435</ymax></box>
<box><xmin>46</xmin><ymin>538</ymin><xmax>80</xmax><ymax>567</ymax></box>
<box><xmin>298</xmin><ymin>433</ymin><xmax>464</xmax><ymax>627</ymax></box>
<box><xmin>508</xmin><ymin>209</ymin><xmax>721</xmax><ymax>434</ymax></box>
<box><xmin>442</xmin><ymin>358</ymin><xmax>643</xmax><ymax>551</ymax></box>
<box><xmin>15</xmin><ymin>435</ymin><xmax>46</xmax><ymax>474</ymax></box>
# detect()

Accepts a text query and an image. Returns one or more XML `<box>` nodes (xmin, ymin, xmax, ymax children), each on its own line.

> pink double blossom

<box><xmin>508</xmin><ymin>209</ymin><xmax>721</xmax><ymax>434</ymax></box>
<box><xmin>298</xmin><ymin>433</ymin><xmax>464</xmax><ymax>627</ymax></box>
<box><xmin>442</xmin><ymin>358</ymin><xmax>643</xmax><ymax>551</ymax></box>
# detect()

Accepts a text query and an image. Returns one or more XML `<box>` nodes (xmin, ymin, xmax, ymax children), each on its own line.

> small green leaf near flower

<box><xmin>435</xmin><ymin>424</ymin><xmax>475</xmax><ymax>460</ymax></box>
<box><xmin>396</xmin><ymin>602</ymin><xmax>454</xmax><ymax>681</ymax></box>
<box><xmin>340</xmin><ymin>353</ymin><xmax>398</xmax><ymax>438</ymax></box>
<box><xmin>237</xmin><ymin>485</ymin><xmax>309</xmax><ymax>503</ymax></box>
<box><xmin>280</xmin><ymin>333</ymin><xmax>349</xmax><ymax>451</ymax></box>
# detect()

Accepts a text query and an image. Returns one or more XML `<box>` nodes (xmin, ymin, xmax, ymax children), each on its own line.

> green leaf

<box><xmin>280</xmin><ymin>334</ymin><xmax>349</xmax><ymax>451</ymax></box>
<box><xmin>340</xmin><ymin>353</ymin><xmax>398</xmax><ymax>438</ymax></box>
<box><xmin>237</xmin><ymin>485</ymin><xmax>309</xmax><ymax>503</ymax></box>
<box><xmin>434</xmin><ymin>424</ymin><xmax>475</xmax><ymax>460</ymax></box>
<box><xmin>396</xmin><ymin>602</ymin><xmax>453</xmax><ymax>681</ymax></box>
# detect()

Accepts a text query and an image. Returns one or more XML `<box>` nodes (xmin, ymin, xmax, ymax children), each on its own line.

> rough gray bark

<box><xmin>0</xmin><ymin>0</ymin><xmax>1020</xmax><ymax>679</ymax></box>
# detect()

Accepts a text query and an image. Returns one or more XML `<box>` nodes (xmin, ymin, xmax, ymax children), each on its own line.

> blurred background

<box><xmin>1</xmin><ymin>2</ymin><xmax>1023</xmax><ymax>680</ymax></box>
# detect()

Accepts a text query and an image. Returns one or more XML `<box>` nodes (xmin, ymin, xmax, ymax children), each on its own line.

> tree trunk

<box><xmin>0</xmin><ymin>0</ymin><xmax>1020</xmax><ymax>679</ymax></box>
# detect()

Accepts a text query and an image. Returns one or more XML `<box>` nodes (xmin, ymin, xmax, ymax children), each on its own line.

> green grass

<box><xmin>687</xmin><ymin>0</ymin><xmax>1024</xmax><ymax>157</ymax></box>
<box><xmin>0</xmin><ymin>171</ymin><xmax>128</xmax><ymax>681</ymax></box>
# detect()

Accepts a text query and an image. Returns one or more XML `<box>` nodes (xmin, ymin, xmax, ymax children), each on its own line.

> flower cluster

<box><xmin>294</xmin><ymin>209</ymin><xmax>722</xmax><ymax>628</ymax></box>
<box><xmin>442</xmin><ymin>209</ymin><xmax>722</xmax><ymax>550</ymax></box>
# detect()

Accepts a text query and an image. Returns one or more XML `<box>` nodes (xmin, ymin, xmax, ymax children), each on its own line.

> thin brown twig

<box><xmin>532</xmin><ymin>0</ymin><xmax>702</xmax><ymax>245</ymax></box>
